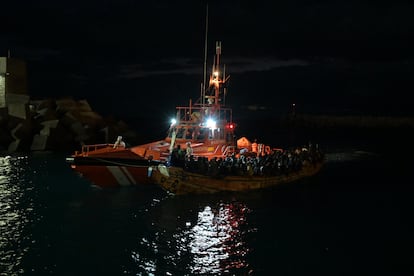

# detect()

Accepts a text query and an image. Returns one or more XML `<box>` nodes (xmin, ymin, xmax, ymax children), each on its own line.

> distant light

<box><xmin>170</xmin><ymin>118</ymin><xmax>176</xmax><ymax>125</ymax></box>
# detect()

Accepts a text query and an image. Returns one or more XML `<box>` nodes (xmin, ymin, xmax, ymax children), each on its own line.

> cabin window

<box><xmin>208</xmin><ymin>128</ymin><xmax>223</xmax><ymax>140</ymax></box>
<box><xmin>176</xmin><ymin>128</ymin><xmax>185</xmax><ymax>139</ymax></box>
<box><xmin>197</xmin><ymin>128</ymin><xmax>206</xmax><ymax>141</ymax></box>
<box><xmin>215</xmin><ymin>128</ymin><xmax>224</xmax><ymax>139</ymax></box>
<box><xmin>226</xmin><ymin>133</ymin><xmax>234</xmax><ymax>143</ymax></box>
<box><xmin>185</xmin><ymin>128</ymin><xmax>193</xmax><ymax>139</ymax></box>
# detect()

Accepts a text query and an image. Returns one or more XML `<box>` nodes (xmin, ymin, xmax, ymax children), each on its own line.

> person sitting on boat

<box><xmin>185</xmin><ymin>142</ymin><xmax>193</xmax><ymax>160</ymax></box>
<box><xmin>113</xmin><ymin>136</ymin><xmax>126</xmax><ymax>148</ymax></box>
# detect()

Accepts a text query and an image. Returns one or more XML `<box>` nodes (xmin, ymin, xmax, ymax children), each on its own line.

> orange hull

<box><xmin>67</xmin><ymin>143</ymin><xmax>161</xmax><ymax>187</ymax></box>
<box><xmin>71</xmin><ymin>164</ymin><xmax>153</xmax><ymax>187</ymax></box>
<box><xmin>67</xmin><ymin>137</ymin><xmax>264</xmax><ymax>187</ymax></box>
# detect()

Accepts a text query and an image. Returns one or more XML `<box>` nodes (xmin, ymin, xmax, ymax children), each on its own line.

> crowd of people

<box><xmin>169</xmin><ymin>142</ymin><xmax>324</xmax><ymax>177</ymax></box>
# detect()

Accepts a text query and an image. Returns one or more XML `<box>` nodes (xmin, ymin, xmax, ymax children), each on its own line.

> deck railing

<box><xmin>76</xmin><ymin>144</ymin><xmax>114</xmax><ymax>156</ymax></box>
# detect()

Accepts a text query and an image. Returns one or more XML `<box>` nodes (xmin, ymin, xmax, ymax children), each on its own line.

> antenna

<box><xmin>214</xmin><ymin>41</ymin><xmax>221</xmax><ymax>106</ymax></box>
<box><xmin>223</xmin><ymin>64</ymin><xmax>226</xmax><ymax>105</ymax></box>
<box><xmin>202</xmin><ymin>4</ymin><xmax>208</xmax><ymax>106</ymax></box>
<box><xmin>7</xmin><ymin>49</ymin><xmax>11</xmax><ymax>58</ymax></box>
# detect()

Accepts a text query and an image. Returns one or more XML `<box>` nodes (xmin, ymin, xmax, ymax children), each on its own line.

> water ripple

<box><xmin>130</xmin><ymin>199</ymin><xmax>253</xmax><ymax>275</ymax></box>
<box><xmin>189</xmin><ymin>203</ymin><xmax>251</xmax><ymax>274</ymax></box>
<box><xmin>0</xmin><ymin>155</ymin><xmax>35</xmax><ymax>275</ymax></box>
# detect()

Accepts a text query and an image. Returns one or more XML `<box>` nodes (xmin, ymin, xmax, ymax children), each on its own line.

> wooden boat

<box><xmin>67</xmin><ymin>40</ymin><xmax>244</xmax><ymax>187</ymax></box>
<box><xmin>151</xmin><ymin>158</ymin><xmax>323</xmax><ymax>195</ymax></box>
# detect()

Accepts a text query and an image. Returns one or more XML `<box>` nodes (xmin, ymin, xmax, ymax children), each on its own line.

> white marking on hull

<box><xmin>121</xmin><ymin>166</ymin><xmax>137</xmax><ymax>185</ymax></box>
<box><xmin>107</xmin><ymin>166</ymin><xmax>131</xmax><ymax>186</ymax></box>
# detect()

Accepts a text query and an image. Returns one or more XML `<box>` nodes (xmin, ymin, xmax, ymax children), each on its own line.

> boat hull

<box><xmin>67</xmin><ymin>138</ymin><xmax>237</xmax><ymax>188</ymax></box>
<box><xmin>68</xmin><ymin>155</ymin><xmax>159</xmax><ymax>187</ymax></box>
<box><xmin>152</xmin><ymin>162</ymin><xmax>323</xmax><ymax>195</ymax></box>
<box><xmin>70</xmin><ymin>164</ymin><xmax>154</xmax><ymax>187</ymax></box>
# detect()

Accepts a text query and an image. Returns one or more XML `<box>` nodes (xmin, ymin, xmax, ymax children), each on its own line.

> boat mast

<box><xmin>202</xmin><ymin>4</ymin><xmax>209</xmax><ymax>107</ymax></box>
<box><xmin>223</xmin><ymin>64</ymin><xmax>226</xmax><ymax>105</ymax></box>
<box><xmin>214</xmin><ymin>41</ymin><xmax>221</xmax><ymax>107</ymax></box>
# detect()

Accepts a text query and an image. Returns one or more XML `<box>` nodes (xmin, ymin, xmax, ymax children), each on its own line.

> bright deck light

<box><xmin>170</xmin><ymin>118</ymin><xmax>177</xmax><ymax>125</ymax></box>
<box><xmin>206</xmin><ymin>118</ymin><xmax>216</xmax><ymax>128</ymax></box>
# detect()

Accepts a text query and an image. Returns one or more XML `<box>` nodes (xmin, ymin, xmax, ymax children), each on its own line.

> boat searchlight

<box><xmin>206</xmin><ymin>118</ymin><xmax>216</xmax><ymax>129</ymax></box>
<box><xmin>170</xmin><ymin>118</ymin><xmax>177</xmax><ymax>126</ymax></box>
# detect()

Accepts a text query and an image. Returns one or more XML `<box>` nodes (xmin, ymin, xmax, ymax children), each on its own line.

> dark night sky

<box><xmin>2</xmin><ymin>0</ymin><xmax>414</xmax><ymax>124</ymax></box>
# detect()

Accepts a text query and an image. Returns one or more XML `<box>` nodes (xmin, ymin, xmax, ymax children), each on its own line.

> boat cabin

<box><xmin>165</xmin><ymin>101</ymin><xmax>235</xmax><ymax>146</ymax></box>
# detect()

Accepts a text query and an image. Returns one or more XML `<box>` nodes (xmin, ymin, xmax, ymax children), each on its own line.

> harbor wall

<box><xmin>0</xmin><ymin>97</ymin><xmax>139</xmax><ymax>153</ymax></box>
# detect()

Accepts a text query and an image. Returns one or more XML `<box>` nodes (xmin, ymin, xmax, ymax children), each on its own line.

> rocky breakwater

<box><xmin>0</xmin><ymin>98</ymin><xmax>138</xmax><ymax>152</ymax></box>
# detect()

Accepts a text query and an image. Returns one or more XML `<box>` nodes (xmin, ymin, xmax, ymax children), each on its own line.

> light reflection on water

<box><xmin>189</xmin><ymin>203</ymin><xmax>250</xmax><ymax>274</ymax></box>
<box><xmin>131</xmin><ymin>200</ymin><xmax>253</xmax><ymax>275</ymax></box>
<box><xmin>0</xmin><ymin>155</ymin><xmax>33</xmax><ymax>275</ymax></box>
<box><xmin>129</xmin><ymin>148</ymin><xmax>380</xmax><ymax>274</ymax></box>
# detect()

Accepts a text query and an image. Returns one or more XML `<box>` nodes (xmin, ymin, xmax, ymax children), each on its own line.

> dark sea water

<box><xmin>1</xmin><ymin>129</ymin><xmax>413</xmax><ymax>275</ymax></box>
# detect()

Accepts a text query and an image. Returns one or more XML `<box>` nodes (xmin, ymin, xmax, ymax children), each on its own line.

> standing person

<box><xmin>185</xmin><ymin>142</ymin><xmax>193</xmax><ymax>160</ymax></box>
<box><xmin>169</xmin><ymin>145</ymin><xmax>180</xmax><ymax>166</ymax></box>
<box><xmin>177</xmin><ymin>145</ymin><xmax>185</xmax><ymax>166</ymax></box>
